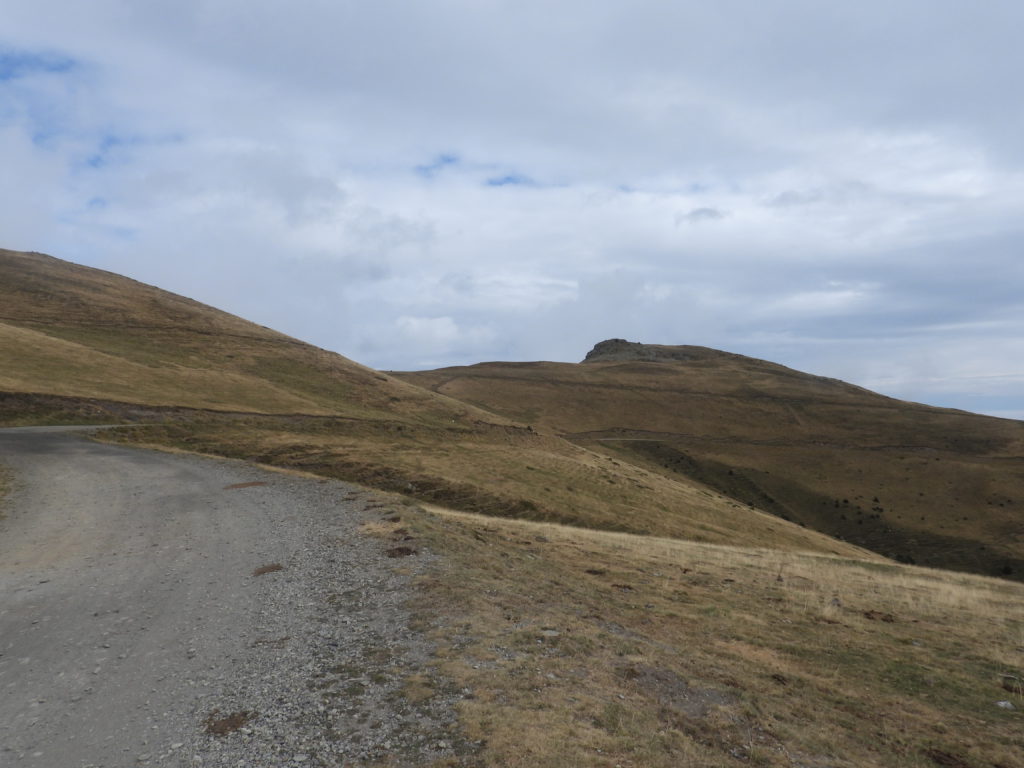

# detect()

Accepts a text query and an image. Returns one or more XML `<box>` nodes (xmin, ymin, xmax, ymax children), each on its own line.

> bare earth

<box><xmin>0</xmin><ymin>427</ymin><xmax>464</xmax><ymax>768</ymax></box>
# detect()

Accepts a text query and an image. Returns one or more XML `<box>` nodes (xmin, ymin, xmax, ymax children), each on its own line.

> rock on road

<box><xmin>0</xmin><ymin>427</ymin><xmax>463</xmax><ymax>767</ymax></box>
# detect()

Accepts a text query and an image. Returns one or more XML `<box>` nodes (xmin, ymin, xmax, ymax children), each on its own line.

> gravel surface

<box><xmin>0</xmin><ymin>427</ymin><xmax>470</xmax><ymax>767</ymax></box>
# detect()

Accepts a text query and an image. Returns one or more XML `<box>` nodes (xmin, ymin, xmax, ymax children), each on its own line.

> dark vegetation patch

<box><xmin>591</xmin><ymin>435</ymin><xmax>1024</xmax><ymax>582</ymax></box>
<box><xmin>921</xmin><ymin>747</ymin><xmax>971</xmax><ymax>767</ymax></box>
<box><xmin>0</xmin><ymin>391</ymin><xmax>137</xmax><ymax>426</ymax></box>
<box><xmin>203</xmin><ymin>709</ymin><xmax>254</xmax><ymax>736</ymax></box>
<box><xmin>252</xmin><ymin>563</ymin><xmax>284</xmax><ymax>576</ymax></box>
<box><xmin>863</xmin><ymin>610</ymin><xmax>896</xmax><ymax>622</ymax></box>
<box><xmin>1001</xmin><ymin>674</ymin><xmax>1022</xmax><ymax>695</ymax></box>
<box><xmin>619</xmin><ymin>663</ymin><xmax>737</xmax><ymax>720</ymax></box>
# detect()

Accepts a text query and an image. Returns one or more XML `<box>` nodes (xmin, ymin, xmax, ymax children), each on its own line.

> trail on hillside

<box><xmin>0</xmin><ymin>428</ymin><xmax>465</xmax><ymax>767</ymax></box>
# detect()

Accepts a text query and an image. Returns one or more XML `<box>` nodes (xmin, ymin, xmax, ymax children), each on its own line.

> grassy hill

<box><xmin>0</xmin><ymin>248</ymin><xmax>861</xmax><ymax>557</ymax></box>
<box><xmin>0</xmin><ymin>248</ymin><xmax>472</xmax><ymax>419</ymax></box>
<box><xmin>395</xmin><ymin>339</ymin><xmax>1024</xmax><ymax>579</ymax></box>
<box><xmin>2</xmin><ymin>250</ymin><xmax>1021</xmax><ymax>765</ymax></box>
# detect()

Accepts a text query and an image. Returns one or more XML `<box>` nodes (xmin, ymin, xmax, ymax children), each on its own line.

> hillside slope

<box><xmin>0</xmin><ymin>250</ymin><xmax>870</xmax><ymax>558</ymax></box>
<box><xmin>0</xmin><ymin>248</ymin><xmax>470</xmax><ymax>420</ymax></box>
<box><xmin>396</xmin><ymin>339</ymin><xmax>1024</xmax><ymax>578</ymax></box>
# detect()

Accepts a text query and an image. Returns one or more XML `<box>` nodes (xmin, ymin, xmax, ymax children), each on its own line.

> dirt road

<box><xmin>0</xmin><ymin>427</ymin><xmax>462</xmax><ymax>767</ymax></box>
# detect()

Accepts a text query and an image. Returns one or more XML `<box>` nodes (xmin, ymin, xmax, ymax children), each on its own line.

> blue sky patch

<box><xmin>78</xmin><ymin>132</ymin><xmax>182</xmax><ymax>172</ymax></box>
<box><xmin>0</xmin><ymin>49</ymin><xmax>76</xmax><ymax>81</ymax></box>
<box><xmin>485</xmin><ymin>173</ymin><xmax>535</xmax><ymax>188</ymax></box>
<box><xmin>85</xmin><ymin>134</ymin><xmax>128</xmax><ymax>168</ymax></box>
<box><xmin>415</xmin><ymin>153</ymin><xmax>459</xmax><ymax>179</ymax></box>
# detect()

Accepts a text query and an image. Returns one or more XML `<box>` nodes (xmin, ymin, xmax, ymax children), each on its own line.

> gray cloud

<box><xmin>676</xmin><ymin>207</ymin><xmax>725</xmax><ymax>225</ymax></box>
<box><xmin>2</xmin><ymin>1</ymin><xmax>1024</xmax><ymax>416</ymax></box>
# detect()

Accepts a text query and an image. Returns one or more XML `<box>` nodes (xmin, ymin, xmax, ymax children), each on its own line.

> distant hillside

<box><xmin>396</xmin><ymin>340</ymin><xmax>1024</xmax><ymax>579</ymax></box>
<box><xmin>0</xmin><ymin>248</ymin><xmax>469</xmax><ymax>421</ymax></box>
<box><xmin>0</xmin><ymin>250</ymin><xmax>871</xmax><ymax>558</ymax></box>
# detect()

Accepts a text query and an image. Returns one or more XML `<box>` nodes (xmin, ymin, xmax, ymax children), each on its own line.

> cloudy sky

<box><xmin>3</xmin><ymin>1</ymin><xmax>1023</xmax><ymax>418</ymax></box>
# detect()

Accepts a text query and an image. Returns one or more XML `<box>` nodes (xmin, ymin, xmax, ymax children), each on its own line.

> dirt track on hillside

<box><xmin>0</xmin><ymin>427</ymin><xmax>465</xmax><ymax>767</ymax></box>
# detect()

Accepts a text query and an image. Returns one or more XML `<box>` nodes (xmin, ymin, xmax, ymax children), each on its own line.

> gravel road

<box><xmin>0</xmin><ymin>427</ymin><xmax>467</xmax><ymax>768</ymax></box>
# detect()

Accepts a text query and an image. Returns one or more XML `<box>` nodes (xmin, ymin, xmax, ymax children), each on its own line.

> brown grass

<box><xmin>396</xmin><ymin>357</ymin><xmax>1024</xmax><ymax>579</ymax></box>
<box><xmin>203</xmin><ymin>709</ymin><xmax>254</xmax><ymax>736</ymax></box>
<box><xmin>366</xmin><ymin>504</ymin><xmax>1024</xmax><ymax>768</ymax></box>
<box><xmin>0</xmin><ymin>248</ymin><xmax>493</xmax><ymax>424</ymax></box>
<box><xmin>104</xmin><ymin>417</ymin><xmax>875</xmax><ymax>560</ymax></box>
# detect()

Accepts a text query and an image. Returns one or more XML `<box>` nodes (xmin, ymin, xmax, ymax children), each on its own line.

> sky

<box><xmin>2</xmin><ymin>1</ymin><xmax>1023</xmax><ymax>419</ymax></box>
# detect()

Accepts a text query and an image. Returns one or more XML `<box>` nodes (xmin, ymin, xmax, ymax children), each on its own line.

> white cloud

<box><xmin>766</xmin><ymin>287</ymin><xmax>874</xmax><ymax>317</ymax></box>
<box><xmin>396</xmin><ymin>316</ymin><xmax>463</xmax><ymax>345</ymax></box>
<box><xmin>2</xmin><ymin>1</ymin><xmax>1024</xmax><ymax>415</ymax></box>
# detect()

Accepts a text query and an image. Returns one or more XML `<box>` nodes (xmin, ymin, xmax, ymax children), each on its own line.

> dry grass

<box><xmin>0</xmin><ymin>249</ymin><xmax>492</xmax><ymax>424</ymax></box>
<box><xmin>104</xmin><ymin>417</ymin><xmax>875</xmax><ymax>559</ymax></box>
<box><xmin>366</xmin><ymin>504</ymin><xmax>1024</xmax><ymax>768</ymax></box>
<box><xmin>396</xmin><ymin>357</ymin><xmax>1024</xmax><ymax>579</ymax></box>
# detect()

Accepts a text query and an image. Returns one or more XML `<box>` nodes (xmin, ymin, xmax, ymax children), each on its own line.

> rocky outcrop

<box><xmin>581</xmin><ymin>339</ymin><xmax>730</xmax><ymax>364</ymax></box>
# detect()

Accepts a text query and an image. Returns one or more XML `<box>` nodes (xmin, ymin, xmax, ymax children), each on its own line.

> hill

<box><xmin>395</xmin><ymin>340</ymin><xmax>1024</xmax><ymax>579</ymax></box>
<box><xmin>0</xmin><ymin>248</ymin><xmax>471</xmax><ymax>420</ymax></box>
<box><xmin>2</xmin><ymin>251</ymin><xmax>1022</xmax><ymax>765</ymax></box>
<box><xmin>0</xmin><ymin>249</ymin><xmax>863</xmax><ymax>557</ymax></box>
